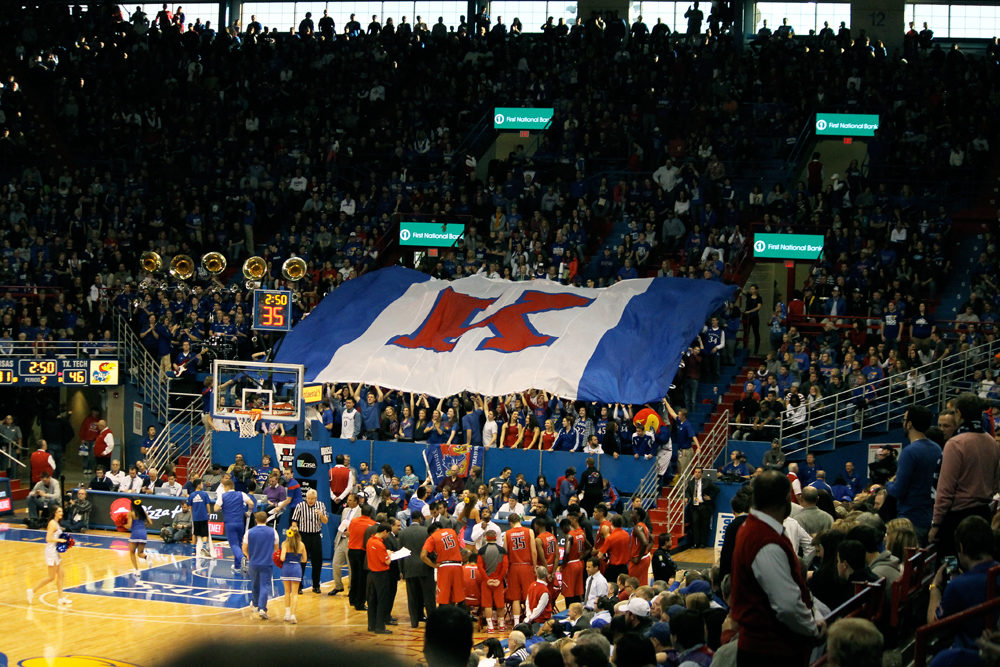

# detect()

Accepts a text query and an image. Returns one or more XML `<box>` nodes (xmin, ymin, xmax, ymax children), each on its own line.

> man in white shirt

<box><xmin>328</xmin><ymin>493</ymin><xmax>361</xmax><ymax>596</ymax></box>
<box><xmin>120</xmin><ymin>465</ymin><xmax>147</xmax><ymax>494</ymax></box>
<box><xmin>341</xmin><ymin>396</ymin><xmax>361</xmax><ymax>442</ymax></box>
<box><xmin>470</xmin><ymin>506</ymin><xmax>503</xmax><ymax>550</ymax></box>
<box><xmin>106</xmin><ymin>459</ymin><xmax>127</xmax><ymax>489</ymax></box>
<box><xmin>288</xmin><ymin>169</ymin><xmax>308</xmax><ymax>193</ymax></box>
<box><xmin>163</xmin><ymin>472</ymin><xmax>184</xmax><ymax>497</ymax></box>
<box><xmin>482</xmin><ymin>411</ymin><xmax>498</xmax><ymax>448</ymax></box>
<box><xmin>583</xmin><ymin>557</ymin><xmax>609</xmax><ymax>611</ymax></box>
<box><xmin>652</xmin><ymin>158</ymin><xmax>679</xmax><ymax>193</ymax></box>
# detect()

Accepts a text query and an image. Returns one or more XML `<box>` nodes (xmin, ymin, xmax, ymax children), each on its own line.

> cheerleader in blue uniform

<box><xmin>280</xmin><ymin>525</ymin><xmax>307</xmax><ymax>624</ymax></box>
<box><xmin>126</xmin><ymin>499</ymin><xmax>151</xmax><ymax>574</ymax></box>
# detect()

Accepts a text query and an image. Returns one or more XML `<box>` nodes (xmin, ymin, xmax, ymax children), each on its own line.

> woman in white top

<box><xmin>27</xmin><ymin>505</ymin><xmax>71</xmax><ymax>605</ymax></box>
<box><xmin>784</xmin><ymin>394</ymin><xmax>807</xmax><ymax>437</ymax></box>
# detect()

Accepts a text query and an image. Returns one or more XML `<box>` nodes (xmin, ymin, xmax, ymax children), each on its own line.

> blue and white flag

<box><xmin>274</xmin><ymin>266</ymin><xmax>734</xmax><ymax>403</ymax></box>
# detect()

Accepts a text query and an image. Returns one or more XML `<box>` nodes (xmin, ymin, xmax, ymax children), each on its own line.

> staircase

<box><xmin>640</xmin><ymin>411</ymin><xmax>730</xmax><ymax>545</ymax></box>
<box><xmin>112</xmin><ymin>308</ymin><xmax>211</xmax><ymax>473</ymax></box>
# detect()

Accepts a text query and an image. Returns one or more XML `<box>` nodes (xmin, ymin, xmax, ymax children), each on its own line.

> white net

<box><xmin>234</xmin><ymin>410</ymin><xmax>261</xmax><ymax>438</ymax></box>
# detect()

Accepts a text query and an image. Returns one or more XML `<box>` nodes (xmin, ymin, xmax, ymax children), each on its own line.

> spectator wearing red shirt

<box><xmin>78</xmin><ymin>408</ymin><xmax>101</xmax><ymax>475</ymax></box>
<box><xmin>366</xmin><ymin>522</ymin><xmax>393</xmax><ymax>634</ymax></box>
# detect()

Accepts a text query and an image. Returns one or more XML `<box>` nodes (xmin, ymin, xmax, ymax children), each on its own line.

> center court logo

<box><xmin>494</xmin><ymin>113</ymin><xmax>505</xmax><ymax>125</ymax></box>
<box><xmin>400</xmin><ymin>229</ymin><xmax>411</xmax><ymax>241</ymax></box>
<box><xmin>816</xmin><ymin>119</ymin><xmax>827</xmax><ymax>131</ymax></box>
<box><xmin>753</xmin><ymin>240</ymin><xmax>766</xmax><ymax>253</ymax></box>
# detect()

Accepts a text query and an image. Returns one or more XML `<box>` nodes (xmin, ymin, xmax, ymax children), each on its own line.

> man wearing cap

<box><xmin>625</xmin><ymin>597</ymin><xmax>654</xmax><ymax>636</ymax></box>
<box><xmin>649</xmin><ymin>621</ymin><xmax>676</xmax><ymax>663</ymax></box>
<box><xmin>823</xmin><ymin>287</ymin><xmax>845</xmax><ymax>323</ymax></box>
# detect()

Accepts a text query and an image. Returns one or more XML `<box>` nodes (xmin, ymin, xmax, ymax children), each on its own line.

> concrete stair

<box><xmin>0</xmin><ymin>473</ymin><xmax>28</xmax><ymax>501</ymax></box>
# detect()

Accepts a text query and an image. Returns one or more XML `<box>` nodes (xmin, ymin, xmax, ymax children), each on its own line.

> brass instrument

<box><xmin>281</xmin><ymin>257</ymin><xmax>307</xmax><ymax>282</ymax></box>
<box><xmin>202</xmin><ymin>252</ymin><xmax>227</xmax><ymax>275</ymax></box>
<box><xmin>169</xmin><ymin>254</ymin><xmax>195</xmax><ymax>281</ymax></box>
<box><xmin>243</xmin><ymin>256</ymin><xmax>267</xmax><ymax>289</ymax></box>
<box><xmin>140</xmin><ymin>251</ymin><xmax>162</xmax><ymax>274</ymax></box>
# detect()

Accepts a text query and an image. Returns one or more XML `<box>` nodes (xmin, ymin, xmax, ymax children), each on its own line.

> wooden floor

<box><xmin>673</xmin><ymin>547</ymin><xmax>717</xmax><ymax>565</ymax></box>
<box><xmin>0</xmin><ymin>525</ymin><xmax>432</xmax><ymax>666</ymax></box>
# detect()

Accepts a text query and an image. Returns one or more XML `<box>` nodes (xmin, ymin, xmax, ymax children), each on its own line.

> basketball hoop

<box><xmin>234</xmin><ymin>409</ymin><xmax>261</xmax><ymax>438</ymax></box>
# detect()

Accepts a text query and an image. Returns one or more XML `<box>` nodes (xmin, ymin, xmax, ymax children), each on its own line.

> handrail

<box><xmin>663</xmin><ymin>410</ymin><xmax>730</xmax><ymax>536</ymax></box>
<box><xmin>768</xmin><ymin>336</ymin><xmax>1000</xmax><ymax>459</ymax></box>
<box><xmin>0</xmin><ymin>340</ymin><xmax>118</xmax><ymax>357</ymax></box>
<box><xmin>145</xmin><ymin>399</ymin><xmax>205</xmax><ymax>474</ymax></box>
<box><xmin>913</xmin><ymin>597</ymin><xmax>1000</xmax><ymax>667</ymax></box>
<box><xmin>188</xmin><ymin>430</ymin><xmax>213</xmax><ymax>481</ymax></box>
<box><xmin>112</xmin><ymin>308</ymin><xmax>169</xmax><ymax>422</ymax></box>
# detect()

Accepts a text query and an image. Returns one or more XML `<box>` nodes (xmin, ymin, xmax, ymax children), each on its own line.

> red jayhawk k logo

<box><xmin>390</xmin><ymin>288</ymin><xmax>594</xmax><ymax>353</ymax></box>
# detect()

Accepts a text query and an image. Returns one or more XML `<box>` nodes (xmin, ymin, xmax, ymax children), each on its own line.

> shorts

<box><xmin>506</xmin><ymin>564</ymin><xmax>534</xmax><ymax>602</ymax></box>
<box><xmin>480</xmin><ymin>581</ymin><xmax>506</xmax><ymax>609</ymax></box>
<box><xmin>628</xmin><ymin>555</ymin><xmax>651</xmax><ymax>587</ymax></box>
<box><xmin>562</xmin><ymin>560</ymin><xmax>584</xmax><ymax>597</ymax></box>
<box><xmin>194</xmin><ymin>520</ymin><xmax>209</xmax><ymax>538</ymax></box>
<box><xmin>436</xmin><ymin>563</ymin><xmax>465</xmax><ymax>605</ymax></box>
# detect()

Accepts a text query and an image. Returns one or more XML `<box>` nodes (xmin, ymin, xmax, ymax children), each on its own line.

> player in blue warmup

<box><xmin>243</xmin><ymin>511</ymin><xmax>279</xmax><ymax>620</ymax></box>
<box><xmin>215</xmin><ymin>479</ymin><xmax>255</xmax><ymax>572</ymax></box>
<box><xmin>188</xmin><ymin>478</ymin><xmax>214</xmax><ymax>557</ymax></box>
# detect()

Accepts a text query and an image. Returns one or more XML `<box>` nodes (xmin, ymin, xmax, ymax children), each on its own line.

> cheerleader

<box><xmin>27</xmin><ymin>505</ymin><xmax>71</xmax><ymax>605</ymax></box>
<box><xmin>125</xmin><ymin>499</ymin><xmax>151</xmax><ymax>574</ymax></box>
<box><xmin>280</xmin><ymin>526</ymin><xmax>307</xmax><ymax>624</ymax></box>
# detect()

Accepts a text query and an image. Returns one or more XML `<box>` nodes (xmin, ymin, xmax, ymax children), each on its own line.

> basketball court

<box><xmin>0</xmin><ymin>524</ymin><xmax>429</xmax><ymax>665</ymax></box>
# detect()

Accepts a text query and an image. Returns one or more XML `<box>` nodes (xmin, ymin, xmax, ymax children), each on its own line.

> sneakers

<box><xmin>498</xmin><ymin>622</ymin><xmax>506</xmax><ymax>633</ymax></box>
<box><xmin>200</xmin><ymin>548</ymin><xmax>212</xmax><ymax>558</ymax></box>
<box><xmin>259</xmin><ymin>610</ymin><xmax>268</xmax><ymax>620</ymax></box>
<box><xmin>284</xmin><ymin>610</ymin><xmax>291</xmax><ymax>622</ymax></box>
<box><xmin>289</xmin><ymin>615</ymin><xmax>297</xmax><ymax>625</ymax></box>
<box><xmin>58</xmin><ymin>597</ymin><xmax>72</xmax><ymax>605</ymax></box>
<box><xmin>26</xmin><ymin>589</ymin><xmax>33</xmax><ymax>604</ymax></box>
<box><xmin>487</xmin><ymin>626</ymin><xmax>496</xmax><ymax>634</ymax></box>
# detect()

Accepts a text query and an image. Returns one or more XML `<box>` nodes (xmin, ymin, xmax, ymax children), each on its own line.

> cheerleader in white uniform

<box><xmin>27</xmin><ymin>505</ymin><xmax>71</xmax><ymax>605</ymax></box>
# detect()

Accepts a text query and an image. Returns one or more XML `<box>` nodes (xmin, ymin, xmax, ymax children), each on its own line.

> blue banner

<box><xmin>424</xmin><ymin>444</ymin><xmax>485</xmax><ymax>486</ymax></box>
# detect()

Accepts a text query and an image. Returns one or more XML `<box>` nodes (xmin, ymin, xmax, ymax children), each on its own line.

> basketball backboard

<box><xmin>211</xmin><ymin>359</ymin><xmax>305</xmax><ymax>424</ymax></box>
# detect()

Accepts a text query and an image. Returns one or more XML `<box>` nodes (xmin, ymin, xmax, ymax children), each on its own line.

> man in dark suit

<box><xmin>685</xmin><ymin>467</ymin><xmax>719</xmax><ymax>549</ymax></box>
<box><xmin>399</xmin><ymin>511</ymin><xmax>435</xmax><ymax>627</ymax></box>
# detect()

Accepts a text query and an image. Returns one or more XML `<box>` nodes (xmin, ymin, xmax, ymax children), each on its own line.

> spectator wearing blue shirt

<box><xmin>882</xmin><ymin>301</ymin><xmax>902</xmax><ymax>350</ymax></box>
<box><xmin>598</xmin><ymin>247</ymin><xmax>618</xmax><ymax>287</ymax></box>
<box><xmin>558</xmin><ymin>468</ymin><xmax>577</xmax><ymax>508</ymax></box>
<box><xmin>886</xmin><ymin>406</ymin><xmax>941</xmax><ymax>540</ymax></box>
<box><xmin>843</xmin><ymin>461</ymin><xmax>862</xmax><ymax>496</ymax></box>
<box><xmin>354</xmin><ymin>384</ymin><xmax>385</xmax><ymax>440</ymax></box>
<box><xmin>929</xmin><ymin>516</ymin><xmax>1000</xmax><ymax>650</ymax></box>
<box><xmin>553</xmin><ymin>416</ymin><xmax>582</xmax><ymax>452</ymax></box>
<box><xmin>701</xmin><ymin>317</ymin><xmax>725</xmax><ymax>382</ymax></box>
<box><xmin>461</xmin><ymin>397</ymin><xmax>485</xmax><ymax>447</ymax></box>
<box><xmin>800</xmin><ymin>453</ymin><xmax>820</xmax><ymax>486</ymax></box>
<box><xmin>808</xmin><ymin>470</ymin><xmax>833</xmax><ymax>495</ymax></box>
<box><xmin>910</xmin><ymin>302</ymin><xmax>936</xmax><ymax>350</ymax></box>
<box><xmin>721</xmin><ymin>450</ymin><xmax>751</xmax><ymax>479</ymax></box>
<box><xmin>631</xmin><ymin>423</ymin><xmax>654</xmax><ymax>459</ymax></box>
<box><xmin>616</xmin><ymin>258</ymin><xmax>638</xmax><ymax>281</ymax></box>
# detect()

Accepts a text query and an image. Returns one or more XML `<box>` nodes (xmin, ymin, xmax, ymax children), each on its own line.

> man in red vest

<box><xmin>329</xmin><ymin>454</ymin><xmax>355</xmax><ymax>514</ymax></box>
<box><xmin>94</xmin><ymin>420</ymin><xmax>115</xmax><ymax>472</ymax></box>
<box><xmin>30</xmin><ymin>440</ymin><xmax>55</xmax><ymax>485</ymax></box>
<box><xmin>524</xmin><ymin>566</ymin><xmax>553</xmax><ymax>627</ymax></box>
<box><xmin>731</xmin><ymin>470</ymin><xmax>826</xmax><ymax>667</ymax></box>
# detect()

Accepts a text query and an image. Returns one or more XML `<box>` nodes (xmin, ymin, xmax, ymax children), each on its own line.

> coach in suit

<box><xmin>685</xmin><ymin>467</ymin><xmax>719</xmax><ymax>549</ymax></box>
<box><xmin>399</xmin><ymin>512</ymin><xmax>436</xmax><ymax>627</ymax></box>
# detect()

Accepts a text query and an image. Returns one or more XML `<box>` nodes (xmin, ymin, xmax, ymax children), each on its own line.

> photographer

<box><xmin>228</xmin><ymin>454</ymin><xmax>256</xmax><ymax>494</ymax></box>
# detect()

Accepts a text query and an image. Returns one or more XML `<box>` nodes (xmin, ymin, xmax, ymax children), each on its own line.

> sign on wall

<box><xmin>714</xmin><ymin>512</ymin><xmax>735</xmax><ymax>560</ymax></box>
<box><xmin>753</xmin><ymin>233</ymin><xmax>825</xmax><ymax>260</ymax></box>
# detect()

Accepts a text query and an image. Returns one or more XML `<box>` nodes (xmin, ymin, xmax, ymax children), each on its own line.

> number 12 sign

<box><xmin>253</xmin><ymin>289</ymin><xmax>293</xmax><ymax>332</ymax></box>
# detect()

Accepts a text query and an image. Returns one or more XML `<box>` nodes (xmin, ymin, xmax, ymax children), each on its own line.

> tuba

<box><xmin>140</xmin><ymin>251</ymin><xmax>162</xmax><ymax>274</ymax></box>
<box><xmin>202</xmin><ymin>251</ymin><xmax>227</xmax><ymax>275</ymax></box>
<box><xmin>281</xmin><ymin>257</ymin><xmax>307</xmax><ymax>282</ymax></box>
<box><xmin>242</xmin><ymin>256</ymin><xmax>267</xmax><ymax>289</ymax></box>
<box><xmin>169</xmin><ymin>254</ymin><xmax>195</xmax><ymax>281</ymax></box>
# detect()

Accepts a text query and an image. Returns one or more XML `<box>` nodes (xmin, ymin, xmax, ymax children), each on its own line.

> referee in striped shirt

<box><xmin>292</xmin><ymin>488</ymin><xmax>328</xmax><ymax>593</ymax></box>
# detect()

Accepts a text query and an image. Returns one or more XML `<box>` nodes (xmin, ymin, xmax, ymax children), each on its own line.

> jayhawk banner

<box><xmin>424</xmin><ymin>444</ymin><xmax>485</xmax><ymax>486</ymax></box>
<box><xmin>274</xmin><ymin>266</ymin><xmax>735</xmax><ymax>404</ymax></box>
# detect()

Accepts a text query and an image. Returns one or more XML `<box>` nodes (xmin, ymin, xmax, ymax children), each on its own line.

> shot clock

<box><xmin>253</xmin><ymin>289</ymin><xmax>293</xmax><ymax>332</ymax></box>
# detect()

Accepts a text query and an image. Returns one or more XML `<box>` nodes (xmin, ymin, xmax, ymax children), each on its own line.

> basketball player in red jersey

<box><xmin>420</xmin><ymin>522</ymin><xmax>465</xmax><ymax>605</ymax></box>
<box><xmin>599</xmin><ymin>514</ymin><xmax>631</xmax><ymax>583</ymax></box>
<box><xmin>503</xmin><ymin>513</ymin><xmax>536</xmax><ymax>626</ymax></box>
<box><xmin>627</xmin><ymin>509</ymin><xmax>651</xmax><ymax>586</ymax></box>
<box><xmin>558</xmin><ymin>514</ymin><xmax>588</xmax><ymax>605</ymax></box>
<box><xmin>592</xmin><ymin>503</ymin><xmax>613</xmax><ymax>574</ymax></box>
<box><xmin>533</xmin><ymin>517</ymin><xmax>559</xmax><ymax>611</ymax></box>
<box><xmin>462</xmin><ymin>548</ymin><xmax>481</xmax><ymax>608</ymax></box>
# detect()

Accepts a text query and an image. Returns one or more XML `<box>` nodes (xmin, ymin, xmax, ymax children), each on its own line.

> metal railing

<box><xmin>112</xmin><ymin>308</ymin><xmax>169</xmax><ymax>422</ymax></box>
<box><xmin>660</xmin><ymin>410</ymin><xmax>730</xmax><ymax>535</ymax></box>
<box><xmin>144</xmin><ymin>398</ymin><xmax>208</xmax><ymax>477</ymax></box>
<box><xmin>0</xmin><ymin>340</ymin><xmax>118</xmax><ymax>358</ymax></box>
<box><xmin>744</xmin><ymin>337</ymin><xmax>1000</xmax><ymax>458</ymax></box>
<box><xmin>188</xmin><ymin>429</ymin><xmax>213</xmax><ymax>481</ymax></box>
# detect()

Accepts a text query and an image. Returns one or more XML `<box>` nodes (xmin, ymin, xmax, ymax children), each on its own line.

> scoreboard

<box><xmin>0</xmin><ymin>359</ymin><xmax>120</xmax><ymax>386</ymax></box>
<box><xmin>253</xmin><ymin>289</ymin><xmax>293</xmax><ymax>332</ymax></box>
